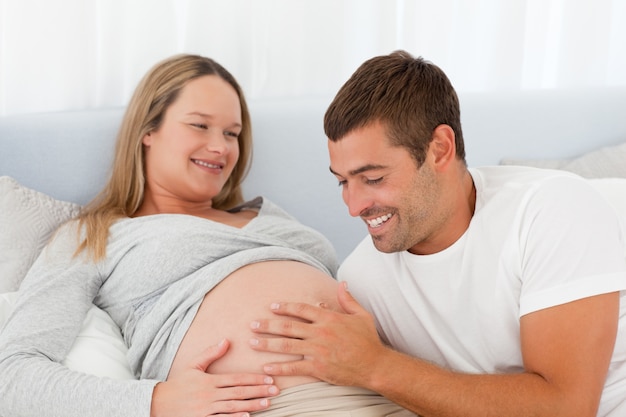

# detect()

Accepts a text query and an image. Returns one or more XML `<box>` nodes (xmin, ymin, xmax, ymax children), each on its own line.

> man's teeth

<box><xmin>367</xmin><ymin>213</ymin><xmax>393</xmax><ymax>228</ymax></box>
<box><xmin>193</xmin><ymin>160</ymin><xmax>221</xmax><ymax>169</ymax></box>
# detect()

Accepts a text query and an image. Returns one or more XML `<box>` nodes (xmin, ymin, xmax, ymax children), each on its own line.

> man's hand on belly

<box><xmin>248</xmin><ymin>281</ymin><xmax>388</xmax><ymax>390</ymax></box>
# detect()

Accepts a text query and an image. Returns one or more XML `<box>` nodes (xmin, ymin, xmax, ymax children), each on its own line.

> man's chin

<box><xmin>370</xmin><ymin>235</ymin><xmax>401</xmax><ymax>254</ymax></box>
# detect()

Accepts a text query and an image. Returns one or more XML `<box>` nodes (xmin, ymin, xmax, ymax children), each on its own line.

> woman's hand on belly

<box><xmin>153</xmin><ymin>339</ymin><xmax>279</xmax><ymax>417</ymax></box>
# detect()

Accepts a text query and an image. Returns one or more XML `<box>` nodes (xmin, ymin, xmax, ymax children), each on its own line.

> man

<box><xmin>249</xmin><ymin>50</ymin><xmax>626</xmax><ymax>416</ymax></box>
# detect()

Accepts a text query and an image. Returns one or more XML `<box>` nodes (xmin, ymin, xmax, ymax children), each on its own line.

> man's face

<box><xmin>328</xmin><ymin>121</ymin><xmax>450</xmax><ymax>255</ymax></box>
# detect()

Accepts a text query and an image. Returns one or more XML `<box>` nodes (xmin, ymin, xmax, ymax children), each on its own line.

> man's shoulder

<box><xmin>471</xmin><ymin>165</ymin><xmax>591</xmax><ymax>202</ymax></box>
<box><xmin>346</xmin><ymin>235</ymin><xmax>377</xmax><ymax>255</ymax></box>
<box><xmin>471</xmin><ymin>165</ymin><xmax>580</xmax><ymax>185</ymax></box>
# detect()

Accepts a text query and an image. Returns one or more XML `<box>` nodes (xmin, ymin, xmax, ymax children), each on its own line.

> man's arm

<box><xmin>249</xmin><ymin>282</ymin><xmax>618</xmax><ymax>417</ymax></box>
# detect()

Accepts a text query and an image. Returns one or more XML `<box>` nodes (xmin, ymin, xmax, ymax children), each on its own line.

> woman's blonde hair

<box><xmin>75</xmin><ymin>54</ymin><xmax>252</xmax><ymax>261</ymax></box>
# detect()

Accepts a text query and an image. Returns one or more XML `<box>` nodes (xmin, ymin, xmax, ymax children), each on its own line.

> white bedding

<box><xmin>0</xmin><ymin>292</ymin><xmax>135</xmax><ymax>380</ymax></box>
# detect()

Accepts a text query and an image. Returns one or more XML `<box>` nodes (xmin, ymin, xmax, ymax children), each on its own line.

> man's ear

<box><xmin>429</xmin><ymin>124</ymin><xmax>456</xmax><ymax>171</ymax></box>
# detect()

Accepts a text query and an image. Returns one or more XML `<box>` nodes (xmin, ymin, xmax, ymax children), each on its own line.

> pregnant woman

<box><xmin>0</xmin><ymin>54</ymin><xmax>414</xmax><ymax>417</ymax></box>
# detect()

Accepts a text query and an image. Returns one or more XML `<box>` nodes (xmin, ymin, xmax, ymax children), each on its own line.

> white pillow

<box><xmin>0</xmin><ymin>178</ymin><xmax>134</xmax><ymax>379</ymax></box>
<box><xmin>0</xmin><ymin>292</ymin><xmax>135</xmax><ymax>380</ymax></box>
<box><xmin>501</xmin><ymin>141</ymin><xmax>626</xmax><ymax>179</ymax></box>
<box><xmin>0</xmin><ymin>176</ymin><xmax>81</xmax><ymax>292</ymax></box>
<box><xmin>63</xmin><ymin>304</ymin><xmax>135</xmax><ymax>379</ymax></box>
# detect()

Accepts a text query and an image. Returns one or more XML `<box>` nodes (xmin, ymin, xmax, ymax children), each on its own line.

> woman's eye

<box><xmin>191</xmin><ymin>123</ymin><xmax>208</xmax><ymax>129</ymax></box>
<box><xmin>366</xmin><ymin>177</ymin><xmax>383</xmax><ymax>185</ymax></box>
<box><xmin>224</xmin><ymin>130</ymin><xmax>240</xmax><ymax>138</ymax></box>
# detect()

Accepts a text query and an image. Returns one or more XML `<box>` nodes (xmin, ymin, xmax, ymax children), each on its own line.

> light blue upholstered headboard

<box><xmin>2</xmin><ymin>90</ymin><xmax>626</xmax><ymax>261</ymax></box>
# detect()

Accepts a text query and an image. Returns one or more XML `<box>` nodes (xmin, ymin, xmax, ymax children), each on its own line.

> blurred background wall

<box><xmin>1</xmin><ymin>0</ymin><xmax>625</xmax><ymax>116</ymax></box>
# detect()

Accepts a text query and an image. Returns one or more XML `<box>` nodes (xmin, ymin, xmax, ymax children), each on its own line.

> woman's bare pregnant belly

<box><xmin>168</xmin><ymin>260</ymin><xmax>340</xmax><ymax>389</ymax></box>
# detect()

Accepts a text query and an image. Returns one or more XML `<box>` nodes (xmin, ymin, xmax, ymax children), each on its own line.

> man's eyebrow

<box><xmin>329</xmin><ymin>164</ymin><xmax>387</xmax><ymax>177</ymax></box>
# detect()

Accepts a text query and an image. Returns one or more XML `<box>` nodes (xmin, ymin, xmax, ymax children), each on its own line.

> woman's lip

<box><xmin>191</xmin><ymin>159</ymin><xmax>224</xmax><ymax>169</ymax></box>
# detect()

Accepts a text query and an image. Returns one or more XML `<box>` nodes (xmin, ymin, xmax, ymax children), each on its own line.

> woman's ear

<box><xmin>429</xmin><ymin>124</ymin><xmax>456</xmax><ymax>171</ymax></box>
<box><xmin>142</xmin><ymin>132</ymin><xmax>152</xmax><ymax>147</ymax></box>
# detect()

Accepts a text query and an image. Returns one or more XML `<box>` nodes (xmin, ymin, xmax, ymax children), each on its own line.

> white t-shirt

<box><xmin>338</xmin><ymin>166</ymin><xmax>626</xmax><ymax>416</ymax></box>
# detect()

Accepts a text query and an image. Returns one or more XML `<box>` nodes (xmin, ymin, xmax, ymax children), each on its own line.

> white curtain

<box><xmin>0</xmin><ymin>0</ymin><xmax>624</xmax><ymax>116</ymax></box>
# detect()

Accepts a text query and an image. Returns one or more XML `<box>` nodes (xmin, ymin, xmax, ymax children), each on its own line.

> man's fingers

<box><xmin>337</xmin><ymin>281</ymin><xmax>365</xmax><ymax>315</ymax></box>
<box><xmin>250</xmin><ymin>313</ymin><xmax>312</xmax><ymax>339</ymax></box>
<box><xmin>261</xmin><ymin>360</ymin><xmax>314</xmax><ymax>377</ymax></box>
<box><xmin>248</xmin><ymin>333</ymin><xmax>309</xmax><ymax>355</ymax></box>
<box><xmin>270</xmin><ymin>300</ymin><xmax>328</xmax><ymax>320</ymax></box>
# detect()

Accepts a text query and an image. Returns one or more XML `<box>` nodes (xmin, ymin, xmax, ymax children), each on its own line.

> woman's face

<box><xmin>142</xmin><ymin>75</ymin><xmax>242</xmax><ymax>207</ymax></box>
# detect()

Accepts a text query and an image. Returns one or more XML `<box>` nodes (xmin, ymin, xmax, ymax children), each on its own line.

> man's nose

<box><xmin>344</xmin><ymin>184</ymin><xmax>373</xmax><ymax>218</ymax></box>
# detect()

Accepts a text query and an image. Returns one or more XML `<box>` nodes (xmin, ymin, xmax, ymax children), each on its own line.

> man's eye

<box><xmin>337</xmin><ymin>179</ymin><xmax>347</xmax><ymax>187</ymax></box>
<box><xmin>366</xmin><ymin>177</ymin><xmax>383</xmax><ymax>185</ymax></box>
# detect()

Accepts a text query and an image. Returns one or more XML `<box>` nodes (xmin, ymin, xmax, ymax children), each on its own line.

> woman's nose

<box><xmin>205</xmin><ymin>130</ymin><xmax>229</xmax><ymax>154</ymax></box>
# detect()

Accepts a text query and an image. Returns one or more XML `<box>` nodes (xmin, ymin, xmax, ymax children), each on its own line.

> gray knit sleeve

<box><xmin>0</xmin><ymin>222</ymin><xmax>157</xmax><ymax>417</ymax></box>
